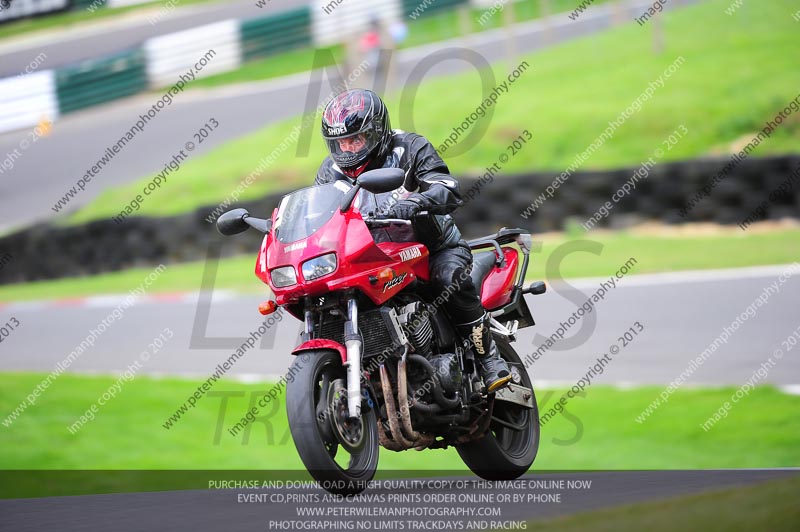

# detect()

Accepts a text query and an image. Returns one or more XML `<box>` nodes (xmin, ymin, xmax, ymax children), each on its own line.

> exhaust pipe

<box><xmin>379</xmin><ymin>365</ymin><xmax>414</xmax><ymax>448</ymax></box>
<box><xmin>397</xmin><ymin>356</ymin><xmax>422</xmax><ymax>441</ymax></box>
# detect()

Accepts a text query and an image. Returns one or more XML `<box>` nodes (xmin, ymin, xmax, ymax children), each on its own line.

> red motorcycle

<box><xmin>217</xmin><ymin>168</ymin><xmax>546</xmax><ymax>493</ymax></box>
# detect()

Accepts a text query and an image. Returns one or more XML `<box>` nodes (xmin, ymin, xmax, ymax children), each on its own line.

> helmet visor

<box><xmin>324</xmin><ymin>125</ymin><xmax>382</xmax><ymax>170</ymax></box>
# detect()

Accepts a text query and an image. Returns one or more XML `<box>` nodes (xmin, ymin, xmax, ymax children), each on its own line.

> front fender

<box><xmin>291</xmin><ymin>339</ymin><xmax>347</xmax><ymax>364</ymax></box>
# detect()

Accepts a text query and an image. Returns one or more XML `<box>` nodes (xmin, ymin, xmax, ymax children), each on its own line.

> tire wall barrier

<box><xmin>1</xmin><ymin>155</ymin><xmax>798</xmax><ymax>285</ymax></box>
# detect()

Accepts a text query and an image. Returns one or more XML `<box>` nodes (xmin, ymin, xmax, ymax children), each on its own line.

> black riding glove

<box><xmin>388</xmin><ymin>194</ymin><xmax>427</xmax><ymax>220</ymax></box>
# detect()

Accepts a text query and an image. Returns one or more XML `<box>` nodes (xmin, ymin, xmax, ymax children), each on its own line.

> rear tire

<box><xmin>456</xmin><ymin>336</ymin><xmax>539</xmax><ymax>480</ymax></box>
<box><xmin>286</xmin><ymin>350</ymin><xmax>379</xmax><ymax>495</ymax></box>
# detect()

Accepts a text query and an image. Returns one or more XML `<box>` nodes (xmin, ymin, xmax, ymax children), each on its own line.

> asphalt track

<box><xmin>0</xmin><ymin>0</ymin><xmax>700</xmax><ymax>231</ymax></box>
<box><xmin>1</xmin><ymin>265</ymin><xmax>798</xmax><ymax>388</ymax></box>
<box><xmin>0</xmin><ymin>470</ymin><xmax>797</xmax><ymax>531</ymax></box>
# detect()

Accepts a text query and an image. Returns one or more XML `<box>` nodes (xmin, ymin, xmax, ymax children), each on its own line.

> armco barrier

<box><xmin>0</xmin><ymin>0</ymin><xmax>507</xmax><ymax>132</ymax></box>
<box><xmin>0</xmin><ymin>0</ymin><xmax>70</xmax><ymax>23</ymax></box>
<box><xmin>242</xmin><ymin>6</ymin><xmax>312</xmax><ymax>62</ymax></box>
<box><xmin>0</xmin><ymin>70</ymin><xmax>59</xmax><ymax>134</ymax></box>
<box><xmin>0</xmin><ymin>6</ymin><xmax>316</xmax><ymax>131</ymax></box>
<box><xmin>1</xmin><ymin>156</ymin><xmax>798</xmax><ymax>285</ymax></box>
<box><xmin>70</xmin><ymin>0</ymin><xmax>106</xmax><ymax>9</ymax></box>
<box><xmin>144</xmin><ymin>20</ymin><xmax>241</xmax><ymax>88</ymax></box>
<box><xmin>0</xmin><ymin>0</ymin><xmax>166</xmax><ymax>23</ymax></box>
<box><xmin>56</xmin><ymin>48</ymin><xmax>148</xmax><ymax>114</ymax></box>
<box><xmin>401</xmin><ymin>0</ymin><xmax>469</xmax><ymax>18</ymax></box>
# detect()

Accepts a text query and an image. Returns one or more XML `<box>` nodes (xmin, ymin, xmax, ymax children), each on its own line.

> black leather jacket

<box><xmin>314</xmin><ymin>130</ymin><xmax>463</xmax><ymax>253</ymax></box>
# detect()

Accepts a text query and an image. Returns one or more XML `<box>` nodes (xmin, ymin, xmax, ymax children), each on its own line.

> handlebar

<box><xmin>364</xmin><ymin>217</ymin><xmax>412</xmax><ymax>227</ymax></box>
<box><xmin>364</xmin><ymin>211</ymin><xmax>431</xmax><ymax>227</ymax></box>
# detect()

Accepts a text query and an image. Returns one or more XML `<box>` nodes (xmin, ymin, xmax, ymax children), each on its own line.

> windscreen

<box><xmin>273</xmin><ymin>182</ymin><xmax>351</xmax><ymax>244</ymax></box>
<box><xmin>354</xmin><ymin>187</ymin><xmax>417</xmax><ymax>244</ymax></box>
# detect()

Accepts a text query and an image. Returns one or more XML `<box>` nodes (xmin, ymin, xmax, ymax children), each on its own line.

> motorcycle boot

<box><xmin>455</xmin><ymin>312</ymin><xmax>511</xmax><ymax>393</ymax></box>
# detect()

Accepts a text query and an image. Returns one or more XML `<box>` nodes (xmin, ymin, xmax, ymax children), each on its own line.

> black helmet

<box><xmin>321</xmin><ymin>89</ymin><xmax>392</xmax><ymax>178</ymax></box>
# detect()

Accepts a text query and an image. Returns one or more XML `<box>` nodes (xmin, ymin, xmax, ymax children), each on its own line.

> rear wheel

<box><xmin>286</xmin><ymin>350</ymin><xmax>379</xmax><ymax>495</ymax></box>
<box><xmin>456</xmin><ymin>336</ymin><xmax>539</xmax><ymax>480</ymax></box>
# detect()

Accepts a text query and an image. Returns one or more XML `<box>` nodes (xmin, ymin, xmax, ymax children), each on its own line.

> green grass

<box><xmin>0</xmin><ymin>228</ymin><xmax>797</xmax><ymax>303</ymax></box>
<box><xmin>0</xmin><ymin>0</ymin><xmax>216</xmax><ymax>43</ymax></box>
<box><xmin>400</xmin><ymin>0</ymin><xmax>616</xmax><ymax>49</ymax></box>
<box><xmin>187</xmin><ymin>45</ymin><xmax>346</xmax><ymax>90</ymax></box>
<box><xmin>526</xmin><ymin>475</ymin><xmax>800</xmax><ymax>532</ymax></box>
<box><xmin>1</xmin><ymin>372</ymin><xmax>798</xmax><ymax>496</ymax></box>
<box><xmin>0</xmin><ymin>253</ymin><xmax>256</xmax><ymax>302</ymax></box>
<box><xmin>526</xmin><ymin>228</ymin><xmax>800</xmax><ymax>280</ymax></box>
<box><xmin>67</xmin><ymin>0</ymin><xmax>800</xmax><ymax>223</ymax></box>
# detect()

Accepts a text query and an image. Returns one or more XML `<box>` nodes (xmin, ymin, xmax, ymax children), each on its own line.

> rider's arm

<box><xmin>407</xmin><ymin>135</ymin><xmax>463</xmax><ymax>215</ymax></box>
<box><xmin>314</xmin><ymin>158</ymin><xmax>336</xmax><ymax>186</ymax></box>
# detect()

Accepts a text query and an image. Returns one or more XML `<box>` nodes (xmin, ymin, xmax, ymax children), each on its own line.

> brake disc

<box><xmin>327</xmin><ymin>378</ymin><xmax>366</xmax><ymax>454</ymax></box>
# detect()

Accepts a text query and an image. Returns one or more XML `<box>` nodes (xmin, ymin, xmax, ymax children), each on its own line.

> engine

<box><xmin>428</xmin><ymin>353</ymin><xmax>462</xmax><ymax>396</ymax></box>
<box><xmin>397</xmin><ymin>301</ymin><xmax>434</xmax><ymax>357</ymax></box>
<box><xmin>397</xmin><ymin>301</ymin><xmax>461</xmax><ymax>400</ymax></box>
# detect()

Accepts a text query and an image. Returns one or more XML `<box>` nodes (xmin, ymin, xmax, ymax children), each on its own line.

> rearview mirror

<box><xmin>357</xmin><ymin>168</ymin><xmax>405</xmax><ymax>194</ymax></box>
<box><xmin>216</xmin><ymin>208</ymin><xmax>250</xmax><ymax>236</ymax></box>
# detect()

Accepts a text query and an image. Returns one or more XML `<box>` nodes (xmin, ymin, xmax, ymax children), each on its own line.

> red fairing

<box><xmin>255</xmin><ymin>203</ymin><xmax>429</xmax><ymax>306</ymax></box>
<box><xmin>255</xmin><ymin>234</ymin><xmax>270</xmax><ymax>285</ymax></box>
<box><xmin>292</xmin><ymin>339</ymin><xmax>347</xmax><ymax>363</ymax></box>
<box><xmin>254</xmin><ymin>207</ymin><xmax>277</xmax><ymax>286</ymax></box>
<box><xmin>480</xmin><ymin>247</ymin><xmax>519</xmax><ymax>310</ymax></box>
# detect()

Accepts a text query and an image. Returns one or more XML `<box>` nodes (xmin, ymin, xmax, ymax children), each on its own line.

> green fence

<box><xmin>70</xmin><ymin>0</ymin><xmax>108</xmax><ymax>9</ymax></box>
<box><xmin>241</xmin><ymin>6</ymin><xmax>312</xmax><ymax>63</ymax></box>
<box><xmin>402</xmin><ymin>0</ymin><xmax>470</xmax><ymax>18</ymax></box>
<box><xmin>55</xmin><ymin>48</ymin><xmax>148</xmax><ymax>114</ymax></box>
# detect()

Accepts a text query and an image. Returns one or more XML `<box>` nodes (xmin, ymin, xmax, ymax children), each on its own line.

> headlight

<box><xmin>302</xmin><ymin>253</ymin><xmax>337</xmax><ymax>281</ymax></box>
<box><xmin>270</xmin><ymin>266</ymin><xmax>297</xmax><ymax>288</ymax></box>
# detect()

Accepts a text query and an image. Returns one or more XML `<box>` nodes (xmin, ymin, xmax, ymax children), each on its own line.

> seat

<box><xmin>470</xmin><ymin>251</ymin><xmax>497</xmax><ymax>289</ymax></box>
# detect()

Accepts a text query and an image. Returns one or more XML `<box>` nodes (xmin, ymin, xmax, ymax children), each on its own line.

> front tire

<box><xmin>456</xmin><ymin>336</ymin><xmax>540</xmax><ymax>480</ymax></box>
<box><xmin>286</xmin><ymin>350</ymin><xmax>379</xmax><ymax>495</ymax></box>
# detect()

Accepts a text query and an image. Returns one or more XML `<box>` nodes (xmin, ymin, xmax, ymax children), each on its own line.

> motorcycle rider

<box><xmin>315</xmin><ymin>88</ymin><xmax>511</xmax><ymax>392</ymax></box>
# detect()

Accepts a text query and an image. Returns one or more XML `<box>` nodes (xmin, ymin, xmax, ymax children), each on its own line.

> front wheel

<box><xmin>456</xmin><ymin>336</ymin><xmax>540</xmax><ymax>480</ymax></box>
<box><xmin>286</xmin><ymin>350</ymin><xmax>379</xmax><ymax>495</ymax></box>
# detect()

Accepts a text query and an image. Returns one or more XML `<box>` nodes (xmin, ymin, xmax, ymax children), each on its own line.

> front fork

<box><xmin>302</xmin><ymin>297</ymin><xmax>363</xmax><ymax>419</ymax></box>
<box><xmin>344</xmin><ymin>298</ymin><xmax>362</xmax><ymax>419</ymax></box>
